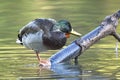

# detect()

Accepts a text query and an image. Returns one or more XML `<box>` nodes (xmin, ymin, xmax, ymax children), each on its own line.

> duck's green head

<box><xmin>57</xmin><ymin>20</ymin><xmax>72</xmax><ymax>33</ymax></box>
<box><xmin>53</xmin><ymin>20</ymin><xmax>82</xmax><ymax>37</ymax></box>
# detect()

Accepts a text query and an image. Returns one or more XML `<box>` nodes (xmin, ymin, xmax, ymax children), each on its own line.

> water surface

<box><xmin>0</xmin><ymin>0</ymin><xmax>120</xmax><ymax>80</ymax></box>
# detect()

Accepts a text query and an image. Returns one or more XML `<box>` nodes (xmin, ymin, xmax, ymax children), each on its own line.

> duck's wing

<box><xmin>17</xmin><ymin>18</ymin><xmax>56</xmax><ymax>43</ymax></box>
<box><xmin>34</xmin><ymin>18</ymin><xmax>57</xmax><ymax>37</ymax></box>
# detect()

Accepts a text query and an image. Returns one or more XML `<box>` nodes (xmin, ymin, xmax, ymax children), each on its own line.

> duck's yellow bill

<box><xmin>70</xmin><ymin>29</ymin><xmax>82</xmax><ymax>37</ymax></box>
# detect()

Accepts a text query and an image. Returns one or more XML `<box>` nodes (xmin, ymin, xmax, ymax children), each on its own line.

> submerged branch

<box><xmin>47</xmin><ymin>10</ymin><xmax>120</xmax><ymax>65</ymax></box>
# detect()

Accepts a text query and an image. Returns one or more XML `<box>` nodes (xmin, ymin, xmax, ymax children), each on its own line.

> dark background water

<box><xmin>0</xmin><ymin>0</ymin><xmax>120</xmax><ymax>80</ymax></box>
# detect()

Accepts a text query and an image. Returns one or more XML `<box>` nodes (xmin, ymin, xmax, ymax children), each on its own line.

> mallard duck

<box><xmin>16</xmin><ymin>18</ymin><xmax>81</xmax><ymax>64</ymax></box>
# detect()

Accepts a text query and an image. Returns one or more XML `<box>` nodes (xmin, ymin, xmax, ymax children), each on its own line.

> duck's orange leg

<box><xmin>35</xmin><ymin>53</ymin><xmax>51</xmax><ymax>66</ymax></box>
<box><xmin>36</xmin><ymin>53</ymin><xmax>41</xmax><ymax>63</ymax></box>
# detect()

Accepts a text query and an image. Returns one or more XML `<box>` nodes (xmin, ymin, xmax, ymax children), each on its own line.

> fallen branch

<box><xmin>48</xmin><ymin>10</ymin><xmax>120</xmax><ymax>65</ymax></box>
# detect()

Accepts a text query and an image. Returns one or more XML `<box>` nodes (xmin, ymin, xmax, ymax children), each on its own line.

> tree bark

<box><xmin>49</xmin><ymin>10</ymin><xmax>120</xmax><ymax>64</ymax></box>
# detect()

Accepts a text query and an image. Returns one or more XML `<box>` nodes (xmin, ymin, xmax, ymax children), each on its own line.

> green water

<box><xmin>0</xmin><ymin>0</ymin><xmax>120</xmax><ymax>80</ymax></box>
